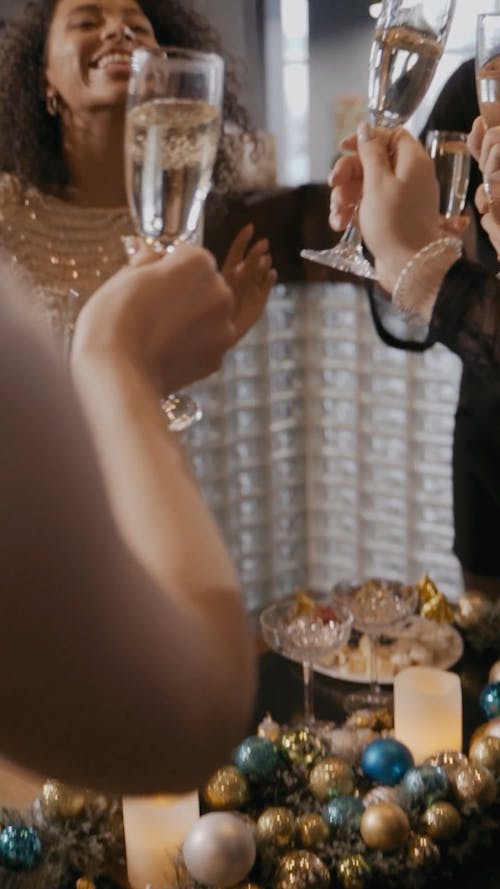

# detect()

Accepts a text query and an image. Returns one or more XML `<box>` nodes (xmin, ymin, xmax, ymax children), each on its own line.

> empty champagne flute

<box><xmin>301</xmin><ymin>0</ymin><xmax>456</xmax><ymax>279</ymax></box>
<box><xmin>125</xmin><ymin>46</ymin><xmax>224</xmax><ymax>431</ymax></box>
<box><xmin>425</xmin><ymin>129</ymin><xmax>471</xmax><ymax>220</ymax></box>
<box><xmin>476</xmin><ymin>14</ymin><xmax>500</xmax><ymax>222</ymax></box>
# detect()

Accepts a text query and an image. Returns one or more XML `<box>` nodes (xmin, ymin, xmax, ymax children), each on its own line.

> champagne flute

<box><xmin>301</xmin><ymin>0</ymin><xmax>456</xmax><ymax>279</ymax></box>
<box><xmin>125</xmin><ymin>46</ymin><xmax>224</xmax><ymax>431</ymax></box>
<box><xmin>476</xmin><ymin>14</ymin><xmax>500</xmax><ymax>222</ymax></box>
<box><xmin>425</xmin><ymin>129</ymin><xmax>471</xmax><ymax>219</ymax></box>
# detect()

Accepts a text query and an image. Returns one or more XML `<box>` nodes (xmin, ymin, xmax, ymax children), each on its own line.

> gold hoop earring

<box><xmin>46</xmin><ymin>93</ymin><xmax>60</xmax><ymax>117</ymax></box>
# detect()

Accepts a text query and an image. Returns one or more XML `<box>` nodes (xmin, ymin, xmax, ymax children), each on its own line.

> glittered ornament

<box><xmin>346</xmin><ymin>708</ymin><xmax>393</xmax><ymax>732</ymax></box>
<box><xmin>424</xmin><ymin>750</ymin><xmax>468</xmax><ymax>777</ymax></box>
<box><xmin>407</xmin><ymin>833</ymin><xmax>440</xmax><ymax>867</ymax></box>
<box><xmin>451</xmin><ymin>763</ymin><xmax>496</xmax><ymax>808</ymax></box>
<box><xmin>233</xmin><ymin>736</ymin><xmax>278</xmax><ymax>781</ymax></box>
<box><xmin>323</xmin><ymin>795</ymin><xmax>364</xmax><ymax>834</ymax></box>
<box><xmin>363</xmin><ymin>785</ymin><xmax>398</xmax><ymax>808</ymax></box>
<box><xmin>489</xmin><ymin>661</ymin><xmax>500</xmax><ymax>684</ymax></box>
<box><xmin>275</xmin><ymin>850</ymin><xmax>330</xmax><ymax>889</ymax></box>
<box><xmin>401</xmin><ymin>765</ymin><xmax>449</xmax><ymax>807</ymax></box>
<box><xmin>320</xmin><ymin>728</ymin><xmax>361</xmax><ymax>766</ymax></box>
<box><xmin>480</xmin><ymin>682</ymin><xmax>500</xmax><ymax>719</ymax></box>
<box><xmin>256</xmin><ymin>807</ymin><xmax>296</xmax><ymax>850</ymax></box>
<box><xmin>360</xmin><ymin>802</ymin><xmax>410</xmax><ymax>851</ymax></box>
<box><xmin>37</xmin><ymin>780</ymin><xmax>87</xmax><ymax>819</ymax></box>
<box><xmin>469</xmin><ymin>736</ymin><xmax>500</xmax><ymax>777</ymax></box>
<box><xmin>280</xmin><ymin>728</ymin><xmax>324</xmax><ymax>769</ymax></box>
<box><xmin>470</xmin><ymin>717</ymin><xmax>500</xmax><ymax>746</ymax></box>
<box><xmin>422</xmin><ymin>801</ymin><xmax>461</xmax><ymax>843</ymax></box>
<box><xmin>183</xmin><ymin>812</ymin><xmax>256</xmax><ymax>889</ymax></box>
<box><xmin>455</xmin><ymin>591</ymin><xmax>491</xmax><ymax>628</ymax></box>
<box><xmin>418</xmin><ymin>575</ymin><xmax>454</xmax><ymax>622</ymax></box>
<box><xmin>257</xmin><ymin>713</ymin><xmax>281</xmax><ymax>743</ymax></box>
<box><xmin>309</xmin><ymin>757</ymin><xmax>354</xmax><ymax>802</ymax></box>
<box><xmin>0</xmin><ymin>826</ymin><xmax>42</xmax><ymax>870</ymax></box>
<box><xmin>337</xmin><ymin>853</ymin><xmax>371</xmax><ymax>889</ymax></box>
<box><xmin>295</xmin><ymin>814</ymin><xmax>329</xmax><ymax>848</ymax></box>
<box><xmin>203</xmin><ymin>765</ymin><xmax>250</xmax><ymax>810</ymax></box>
<box><xmin>361</xmin><ymin>738</ymin><xmax>414</xmax><ymax>786</ymax></box>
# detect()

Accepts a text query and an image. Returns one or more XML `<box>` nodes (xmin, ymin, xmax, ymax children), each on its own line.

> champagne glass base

<box><xmin>343</xmin><ymin>688</ymin><xmax>393</xmax><ymax>714</ymax></box>
<box><xmin>301</xmin><ymin>246</ymin><xmax>378</xmax><ymax>280</ymax></box>
<box><xmin>161</xmin><ymin>393</ymin><xmax>203</xmax><ymax>431</ymax></box>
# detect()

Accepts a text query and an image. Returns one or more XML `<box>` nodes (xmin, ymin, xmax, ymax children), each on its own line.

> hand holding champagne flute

<box><xmin>476</xmin><ymin>14</ymin><xmax>500</xmax><ymax>223</ymax></box>
<box><xmin>125</xmin><ymin>46</ymin><xmax>224</xmax><ymax>430</ymax></box>
<box><xmin>302</xmin><ymin>0</ymin><xmax>456</xmax><ymax>279</ymax></box>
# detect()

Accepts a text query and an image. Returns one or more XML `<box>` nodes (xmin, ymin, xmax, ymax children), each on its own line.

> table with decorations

<box><xmin>1</xmin><ymin>578</ymin><xmax>499</xmax><ymax>889</ymax></box>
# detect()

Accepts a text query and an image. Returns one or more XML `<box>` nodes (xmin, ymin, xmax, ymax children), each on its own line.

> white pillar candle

<box><xmin>123</xmin><ymin>792</ymin><xmax>200</xmax><ymax>889</ymax></box>
<box><xmin>394</xmin><ymin>666</ymin><xmax>462</xmax><ymax>764</ymax></box>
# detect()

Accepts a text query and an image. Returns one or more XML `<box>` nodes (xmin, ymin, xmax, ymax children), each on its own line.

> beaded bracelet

<box><xmin>393</xmin><ymin>236</ymin><xmax>463</xmax><ymax>322</ymax></box>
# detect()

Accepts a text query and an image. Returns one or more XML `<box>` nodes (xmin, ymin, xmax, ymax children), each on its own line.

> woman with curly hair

<box><xmin>0</xmin><ymin>0</ymin><xmax>275</xmax><ymax>339</ymax></box>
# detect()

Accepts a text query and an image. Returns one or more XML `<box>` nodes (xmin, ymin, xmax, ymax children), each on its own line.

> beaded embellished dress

<box><xmin>0</xmin><ymin>174</ymin><xmax>133</xmax><ymax>341</ymax></box>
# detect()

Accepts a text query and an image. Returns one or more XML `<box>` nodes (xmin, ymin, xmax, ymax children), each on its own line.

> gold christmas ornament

<box><xmin>360</xmin><ymin>803</ymin><xmax>409</xmax><ymax>852</ymax></box>
<box><xmin>418</xmin><ymin>575</ymin><xmax>454</xmax><ymax>623</ymax></box>
<box><xmin>257</xmin><ymin>713</ymin><xmax>281</xmax><ymax>743</ymax></box>
<box><xmin>203</xmin><ymin>765</ymin><xmax>250</xmax><ymax>810</ymax></box>
<box><xmin>295</xmin><ymin>813</ymin><xmax>329</xmax><ymax>848</ymax></box>
<box><xmin>346</xmin><ymin>708</ymin><xmax>393</xmax><ymax>732</ymax></box>
<box><xmin>489</xmin><ymin>661</ymin><xmax>500</xmax><ymax>684</ymax></box>
<box><xmin>308</xmin><ymin>757</ymin><xmax>354</xmax><ymax>802</ymax></box>
<box><xmin>256</xmin><ymin>807</ymin><xmax>296</xmax><ymax>850</ymax></box>
<box><xmin>280</xmin><ymin>728</ymin><xmax>324</xmax><ymax>769</ymax></box>
<box><xmin>76</xmin><ymin>880</ymin><xmax>96</xmax><ymax>889</ymax></box>
<box><xmin>275</xmin><ymin>850</ymin><xmax>330</xmax><ymax>889</ymax></box>
<box><xmin>38</xmin><ymin>780</ymin><xmax>87</xmax><ymax>819</ymax></box>
<box><xmin>470</xmin><ymin>717</ymin><xmax>500</xmax><ymax>747</ymax></box>
<box><xmin>451</xmin><ymin>763</ymin><xmax>496</xmax><ymax>808</ymax></box>
<box><xmin>363</xmin><ymin>785</ymin><xmax>398</xmax><ymax>808</ymax></box>
<box><xmin>337</xmin><ymin>853</ymin><xmax>371</xmax><ymax>889</ymax></box>
<box><xmin>407</xmin><ymin>833</ymin><xmax>440</xmax><ymax>867</ymax></box>
<box><xmin>469</xmin><ymin>736</ymin><xmax>500</xmax><ymax>778</ymax></box>
<box><xmin>424</xmin><ymin>750</ymin><xmax>468</xmax><ymax>777</ymax></box>
<box><xmin>455</xmin><ymin>591</ymin><xmax>492</xmax><ymax>628</ymax></box>
<box><xmin>422</xmin><ymin>802</ymin><xmax>462</xmax><ymax>844</ymax></box>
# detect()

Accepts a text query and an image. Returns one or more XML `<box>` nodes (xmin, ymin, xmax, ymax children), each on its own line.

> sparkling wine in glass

<box><xmin>301</xmin><ymin>0</ymin><xmax>456</xmax><ymax>279</ymax></box>
<box><xmin>125</xmin><ymin>46</ymin><xmax>224</xmax><ymax>431</ymax></box>
<box><xmin>425</xmin><ymin>130</ymin><xmax>471</xmax><ymax>219</ymax></box>
<box><xmin>476</xmin><ymin>14</ymin><xmax>500</xmax><ymax>221</ymax></box>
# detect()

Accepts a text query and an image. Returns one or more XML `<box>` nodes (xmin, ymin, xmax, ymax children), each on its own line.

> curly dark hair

<box><xmin>0</xmin><ymin>0</ymin><xmax>254</xmax><ymax>195</ymax></box>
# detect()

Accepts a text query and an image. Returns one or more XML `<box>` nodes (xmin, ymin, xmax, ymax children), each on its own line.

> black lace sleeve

<box><xmin>428</xmin><ymin>258</ymin><xmax>500</xmax><ymax>377</ymax></box>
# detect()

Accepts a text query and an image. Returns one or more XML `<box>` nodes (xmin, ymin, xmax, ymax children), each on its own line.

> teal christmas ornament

<box><xmin>401</xmin><ymin>765</ymin><xmax>449</xmax><ymax>807</ymax></box>
<box><xmin>323</xmin><ymin>795</ymin><xmax>364</xmax><ymax>833</ymax></box>
<box><xmin>233</xmin><ymin>735</ymin><xmax>278</xmax><ymax>781</ymax></box>
<box><xmin>361</xmin><ymin>738</ymin><xmax>414</xmax><ymax>786</ymax></box>
<box><xmin>480</xmin><ymin>683</ymin><xmax>500</xmax><ymax>719</ymax></box>
<box><xmin>0</xmin><ymin>826</ymin><xmax>42</xmax><ymax>869</ymax></box>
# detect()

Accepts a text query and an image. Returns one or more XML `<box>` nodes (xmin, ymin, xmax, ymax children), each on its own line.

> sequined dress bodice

<box><xmin>0</xmin><ymin>174</ymin><xmax>133</xmax><ymax>338</ymax></box>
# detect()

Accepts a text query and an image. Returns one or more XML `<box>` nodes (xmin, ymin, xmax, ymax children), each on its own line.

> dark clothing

<box><xmin>369</xmin><ymin>59</ymin><xmax>500</xmax><ymax>576</ymax></box>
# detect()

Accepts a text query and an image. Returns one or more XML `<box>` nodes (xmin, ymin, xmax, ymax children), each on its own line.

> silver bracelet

<box><xmin>393</xmin><ymin>237</ymin><xmax>463</xmax><ymax>319</ymax></box>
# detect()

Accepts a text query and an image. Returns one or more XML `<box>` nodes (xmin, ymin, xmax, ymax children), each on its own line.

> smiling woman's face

<box><xmin>45</xmin><ymin>0</ymin><xmax>159</xmax><ymax>114</ymax></box>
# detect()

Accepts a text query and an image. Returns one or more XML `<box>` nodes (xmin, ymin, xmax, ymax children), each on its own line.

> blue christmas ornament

<box><xmin>0</xmin><ymin>826</ymin><xmax>42</xmax><ymax>869</ymax></box>
<box><xmin>401</xmin><ymin>765</ymin><xmax>449</xmax><ymax>807</ymax></box>
<box><xmin>480</xmin><ymin>682</ymin><xmax>500</xmax><ymax>719</ymax></box>
<box><xmin>323</xmin><ymin>795</ymin><xmax>364</xmax><ymax>833</ymax></box>
<box><xmin>233</xmin><ymin>735</ymin><xmax>278</xmax><ymax>781</ymax></box>
<box><xmin>361</xmin><ymin>738</ymin><xmax>414</xmax><ymax>786</ymax></box>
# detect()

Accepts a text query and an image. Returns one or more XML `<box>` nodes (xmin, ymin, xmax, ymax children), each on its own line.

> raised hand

<box><xmin>222</xmin><ymin>223</ymin><xmax>277</xmax><ymax>342</ymax></box>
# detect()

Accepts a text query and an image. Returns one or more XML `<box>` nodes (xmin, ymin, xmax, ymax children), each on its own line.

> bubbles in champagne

<box><xmin>433</xmin><ymin>140</ymin><xmax>471</xmax><ymax>218</ymax></box>
<box><xmin>125</xmin><ymin>98</ymin><xmax>220</xmax><ymax>245</ymax></box>
<box><xmin>368</xmin><ymin>25</ymin><xmax>442</xmax><ymax>127</ymax></box>
<box><xmin>477</xmin><ymin>54</ymin><xmax>500</xmax><ymax>129</ymax></box>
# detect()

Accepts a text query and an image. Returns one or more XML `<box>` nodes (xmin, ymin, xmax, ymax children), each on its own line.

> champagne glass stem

<box><xmin>302</xmin><ymin>659</ymin><xmax>314</xmax><ymax>724</ymax></box>
<box><xmin>368</xmin><ymin>634</ymin><xmax>382</xmax><ymax>699</ymax></box>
